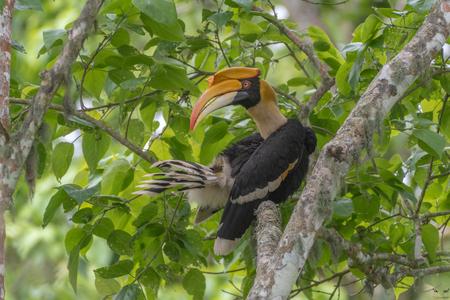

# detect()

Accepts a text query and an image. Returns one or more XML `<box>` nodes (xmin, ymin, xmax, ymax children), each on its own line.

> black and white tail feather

<box><xmin>134</xmin><ymin>158</ymin><xmax>233</xmax><ymax>224</ymax></box>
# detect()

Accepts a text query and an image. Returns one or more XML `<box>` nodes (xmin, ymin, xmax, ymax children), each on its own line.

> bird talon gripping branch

<box><xmin>135</xmin><ymin>67</ymin><xmax>317</xmax><ymax>256</ymax></box>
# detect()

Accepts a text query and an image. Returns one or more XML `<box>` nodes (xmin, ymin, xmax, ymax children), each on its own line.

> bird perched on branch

<box><xmin>135</xmin><ymin>67</ymin><xmax>317</xmax><ymax>256</ymax></box>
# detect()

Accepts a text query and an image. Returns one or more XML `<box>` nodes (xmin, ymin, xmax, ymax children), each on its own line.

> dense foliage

<box><xmin>6</xmin><ymin>0</ymin><xmax>450</xmax><ymax>299</ymax></box>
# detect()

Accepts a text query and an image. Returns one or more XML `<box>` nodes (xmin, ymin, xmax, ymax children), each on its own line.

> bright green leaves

<box><xmin>352</xmin><ymin>195</ymin><xmax>380</xmax><ymax>222</ymax></box>
<box><xmin>42</xmin><ymin>189</ymin><xmax>67</xmax><ymax>228</ymax></box>
<box><xmin>200</xmin><ymin>121</ymin><xmax>234</xmax><ymax>165</ymax></box>
<box><xmin>412</xmin><ymin>129</ymin><xmax>446</xmax><ymax>159</ymax></box>
<box><xmin>101</xmin><ymin>159</ymin><xmax>134</xmax><ymax>195</ymax></box>
<box><xmin>137</xmin><ymin>267</ymin><xmax>161</xmax><ymax>287</ymax></box>
<box><xmin>63</xmin><ymin>184</ymin><xmax>99</xmax><ymax>207</ymax></box>
<box><xmin>182</xmin><ymin>269</ymin><xmax>206</xmax><ymax>300</ymax></box>
<box><xmin>107</xmin><ymin>230</ymin><xmax>135</xmax><ymax>256</ymax></box>
<box><xmin>68</xmin><ymin>246</ymin><xmax>80</xmax><ymax>293</ymax></box>
<box><xmin>140</xmin><ymin>13</ymin><xmax>185</xmax><ymax>42</ymax></box>
<box><xmin>94</xmin><ymin>260</ymin><xmax>134</xmax><ymax>278</ymax></box>
<box><xmin>332</xmin><ymin>198</ymin><xmax>354</xmax><ymax>217</ymax></box>
<box><xmin>114</xmin><ymin>284</ymin><xmax>141</xmax><ymax>300</ymax></box>
<box><xmin>82</xmin><ymin>130</ymin><xmax>111</xmax><ymax>173</ymax></box>
<box><xmin>207</xmin><ymin>11</ymin><xmax>234</xmax><ymax>28</ymax></box>
<box><xmin>132</xmin><ymin>0</ymin><xmax>178</xmax><ymax>26</ymax></box>
<box><xmin>389</xmin><ymin>223</ymin><xmax>405</xmax><ymax>246</ymax></box>
<box><xmin>422</xmin><ymin>224</ymin><xmax>439</xmax><ymax>262</ymax></box>
<box><xmin>149</xmin><ymin>67</ymin><xmax>200</xmax><ymax>94</ymax></box>
<box><xmin>132</xmin><ymin>203</ymin><xmax>158</xmax><ymax>227</ymax></box>
<box><xmin>239</xmin><ymin>19</ymin><xmax>263</xmax><ymax>43</ymax></box>
<box><xmin>52</xmin><ymin>142</ymin><xmax>74</xmax><ymax>181</ymax></box>
<box><xmin>43</xmin><ymin>29</ymin><xmax>67</xmax><ymax>51</ymax></box>
<box><xmin>308</xmin><ymin>26</ymin><xmax>345</xmax><ymax>64</ymax></box>
<box><xmin>408</xmin><ymin>0</ymin><xmax>437</xmax><ymax>15</ymax></box>
<box><xmin>361</xmin><ymin>15</ymin><xmax>381</xmax><ymax>43</ymax></box>
<box><xmin>95</xmin><ymin>276</ymin><xmax>121</xmax><ymax>297</ymax></box>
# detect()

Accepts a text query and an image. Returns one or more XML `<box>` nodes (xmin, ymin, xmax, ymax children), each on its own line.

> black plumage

<box><xmin>135</xmin><ymin>67</ymin><xmax>317</xmax><ymax>256</ymax></box>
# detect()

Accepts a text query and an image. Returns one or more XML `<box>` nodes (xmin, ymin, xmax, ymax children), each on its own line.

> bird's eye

<box><xmin>242</xmin><ymin>80</ymin><xmax>251</xmax><ymax>89</ymax></box>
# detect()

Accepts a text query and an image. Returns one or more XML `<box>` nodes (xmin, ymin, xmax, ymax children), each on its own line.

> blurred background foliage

<box><xmin>9</xmin><ymin>0</ymin><xmax>450</xmax><ymax>299</ymax></box>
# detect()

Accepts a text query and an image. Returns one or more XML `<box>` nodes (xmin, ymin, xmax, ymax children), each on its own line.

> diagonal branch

<box><xmin>247</xmin><ymin>1</ymin><xmax>450</xmax><ymax>299</ymax></box>
<box><xmin>8</xmin><ymin>98</ymin><xmax>157</xmax><ymax>165</ymax></box>
<box><xmin>252</xmin><ymin>4</ymin><xmax>335</xmax><ymax>124</ymax></box>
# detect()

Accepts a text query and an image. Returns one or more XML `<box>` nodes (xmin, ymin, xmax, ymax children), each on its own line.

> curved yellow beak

<box><xmin>190</xmin><ymin>67</ymin><xmax>260</xmax><ymax>131</ymax></box>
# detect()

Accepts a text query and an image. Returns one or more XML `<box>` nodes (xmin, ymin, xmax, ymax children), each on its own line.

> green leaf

<box><xmin>202</xmin><ymin>121</ymin><xmax>228</xmax><ymax>146</ymax></box>
<box><xmin>65</xmin><ymin>228</ymin><xmax>89</xmax><ymax>254</ymax></box>
<box><xmin>133</xmin><ymin>0</ymin><xmax>178</xmax><ymax>26</ymax></box>
<box><xmin>361</xmin><ymin>15</ymin><xmax>380</xmax><ymax>43</ymax></box>
<box><xmin>42</xmin><ymin>189</ymin><xmax>69</xmax><ymax>228</ymax></box>
<box><xmin>110</xmin><ymin>28</ymin><xmax>131</xmax><ymax>47</ymax></box>
<box><xmin>142</xmin><ymin>223</ymin><xmax>165</xmax><ymax>237</ymax></box>
<box><xmin>52</xmin><ymin>142</ymin><xmax>74</xmax><ymax>180</ymax></box>
<box><xmin>287</xmin><ymin>77</ymin><xmax>317</xmax><ymax>87</ymax></box>
<box><xmin>332</xmin><ymin>198</ymin><xmax>354</xmax><ymax>217</ymax></box>
<box><xmin>336</xmin><ymin>62</ymin><xmax>353</xmax><ymax>96</ymax></box>
<box><xmin>374</xmin><ymin>8</ymin><xmax>407</xmax><ymax>18</ymax></box>
<box><xmin>440</xmin><ymin>109</ymin><xmax>450</xmax><ymax>138</ymax></box>
<box><xmin>109</xmin><ymin>69</ymin><xmax>135</xmax><ymax>86</ymax></box>
<box><xmin>83</xmin><ymin>69</ymin><xmax>107</xmax><ymax>100</ymax></box>
<box><xmin>132</xmin><ymin>203</ymin><xmax>159</xmax><ymax>227</ymax></box>
<box><xmin>408</xmin><ymin>0</ymin><xmax>437</xmax><ymax>15</ymax></box>
<box><xmin>43</xmin><ymin>29</ymin><xmax>67</xmax><ymax>51</ymax></box>
<box><xmin>140</xmin><ymin>101</ymin><xmax>157</xmax><ymax>132</ymax></box>
<box><xmin>169</xmin><ymin>115</ymin><xmax>190</xmax><ymax>145</ymax></box>
<box><xmin>412</xmin><ymin>129</ymin><xmax>445</xmax><ymax>159</ymax></box>
<box><xmin>207</xmin><ymin>11</ymin><xmax>234</xmax><ymax>28</ymax></box>
<box><xmin>123</xmin><ymin>54</ymin><xmax>154</xmax><ymax>68</ymax></box>
<box><xmin>15</xmin><ymin>0</ymin><xmax>44</xmax><ymax>11</ymax></box>
<box><xmin>230</xmin><ymin>0</ymin><xmax>252</xmax><ymax>14</ymax></box>
<box><xmin>239</xmin><ymin>19</ymin><xmax>263</xmax><ymax>43</ymax></box>
<box><xmin>422</xmin><ymin>224</ymin><xmax>439</xmax><ymax>262</ymax></box>
<box><xmin>137</xmin><ymin>266</ymin><xmax>161</xmax><ymax>287</ymax></box>
<box><xmin>141</xmin><ymin>13</ymin><xmax>185</xmax><ymax>42</ymax></box>
<box><xmin>94</xmin><ymin>260</ymin><xmax>134</xmax><ymax>279</ymax></box>
<box><xmin>82</xmin><ymin>130</ymin><xmax>111</xmax><ymax>173</ymax></box>
<box><xmin>71</xmin><ymin>207</ymin><xmax>93</xmax><ymax>223</ymax></box>
<box><xmin>164</xmin><ymin>241</ymin><xmax>181</xmax><ymax>262</ymax></box>
<box><xmin>389</xmin><ymin>222</ymin><xmax>405</xmax><ymax>246</ymax></box>
<box><xmin>113</xmin><ymin>284</ymin><xmax>141</xmax><ymax>300</ymax></box>
<box><xmin>63</xmin><ymin>184</ymin><xmax>99</xmax><ymax>207</ymax></box>
<box><xmin>95</xmin><ymin>276</ymin><xmax>121</xmax><ymax>297</ymax></box>
<box><xmin>67</xmin><ymin>246</ymin><xmax>80</xmax><ymax>294</ymax></box>
<box><xmin>149</xmin><ymin>67</ymin><xmax>200</xmax><ymax>95</ymax></box>
<box><xmin>182</xmin><ymin>269</ymin><xmax>206</xmax><ymax>300</ymax></box>
<box><xmin>349</xmin><ymin>40</ymin><xmax>370</xmax><ymax>89</ymax></box>
<box><xmin>441</xmin><ymin>73</ymin><xmax>450</xmax><ymax>95</ymax></box>
<box><xmin>313</xmin><ymin>41</ymin><xmax>330</xmax><ymax>52</ymax></box>
<box><xmin>101</xmin><ymin>159</ymin><xmax>133</xmax><ymax>195</ymax></box>
<box><xmin>200</xmin><ymin>132</ymin><xmax>234</xmax><ymax>165</ymax></box>
<box><xmin>352</xmin><ymin>195</ymin><xmax>380</xmax><ymax>222</ymax></box>
<box><xmin>93</xmin><ymin>218</ymin><xmax>115</xmax><ymax>239</ymax></box>
<box><xmin>107</xmin><ymin>230</ymin><xmax>135</xmax><ymax>256</ymax></box>
<box><xmin>120</xmin><ymin>119</ymin><xmax>145</xmax><ymax>147</ymax></box>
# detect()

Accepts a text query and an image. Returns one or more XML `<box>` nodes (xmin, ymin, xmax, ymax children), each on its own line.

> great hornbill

<box><xmin>135</xmin><ymin>67</ymin><xmax>317</xmax><ymax>256</ymax></box>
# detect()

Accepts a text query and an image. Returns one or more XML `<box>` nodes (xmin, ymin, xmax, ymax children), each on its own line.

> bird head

<box><xmin>190</xmin><ymin>67</ymin><xmax>279</xmax><ymax>131</ymax></box>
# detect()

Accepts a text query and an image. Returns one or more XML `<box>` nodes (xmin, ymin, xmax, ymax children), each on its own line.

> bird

<box><xmin>135</xmin><ymin>67</ymin><xmax>317</xmax><ymax>256</ymax></box>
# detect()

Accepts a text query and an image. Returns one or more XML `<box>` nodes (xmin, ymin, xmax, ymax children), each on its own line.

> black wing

<box><xmin>214</xmin><ymin>118</ymin><xmax>308</xmax><ymax>255</ymax></box>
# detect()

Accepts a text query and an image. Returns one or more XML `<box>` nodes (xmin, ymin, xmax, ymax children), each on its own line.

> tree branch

<box><xmin>247</xmin><ymin>1</ymin><xmax>450</xmax><ymax>298</ymax></box>
<box><xmin>252</xmin><ymin>201</ymin><xmax>282</xmax><ymax>275</ymax></box>
<box><xmin>252</xmin><ymin>4</ymin><xmax>335</xmax><ymax>124</ymax></box>
<box><xmin>8</xmin><ymin>98</ymin><xmax>157</xmax><ymax>165</ymax></box>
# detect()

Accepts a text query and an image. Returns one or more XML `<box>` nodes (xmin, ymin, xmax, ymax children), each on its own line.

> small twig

<box><xmin>302</xmin><ymin>0</ymin><xmax>350</xmax><ymax>5</ymax></box>
<box><xmin>201</xmin><ymin>268</ymin><xmax>245</xmax><ymax>275</ymax></box>
<box><xmin>358</xmin><ymin>213</ymin><xmax>400</xmax><ymax>233</ymax></box>
<box><xmin>215</xmin><ymin>29</ymin><xmax>230</xmax><ymax>67</ymax></box>
<box><xmin>311</xmin><ymin>125</ymin><xmax>335</xmax><ymax>137</ymax></box>
<box><xmin>125</xmin><ymin>78</ymin><xmax>150</xmax><ymax>139</ymax></box>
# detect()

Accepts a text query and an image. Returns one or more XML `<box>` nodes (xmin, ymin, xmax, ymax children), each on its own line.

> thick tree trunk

<box><xmin>0</xmin><ymin>1</ymin><xmax>15</xmax><ymax>298</ymax></box>
<box><xmin>0</xmin><ymin>0</ymin><xmax>104</xmax><ymax>298</ymax></box>
<box><xmin>248</xmin><ymin>1</ymin><xmax>450</xmax><ymax>299</ymax></box>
